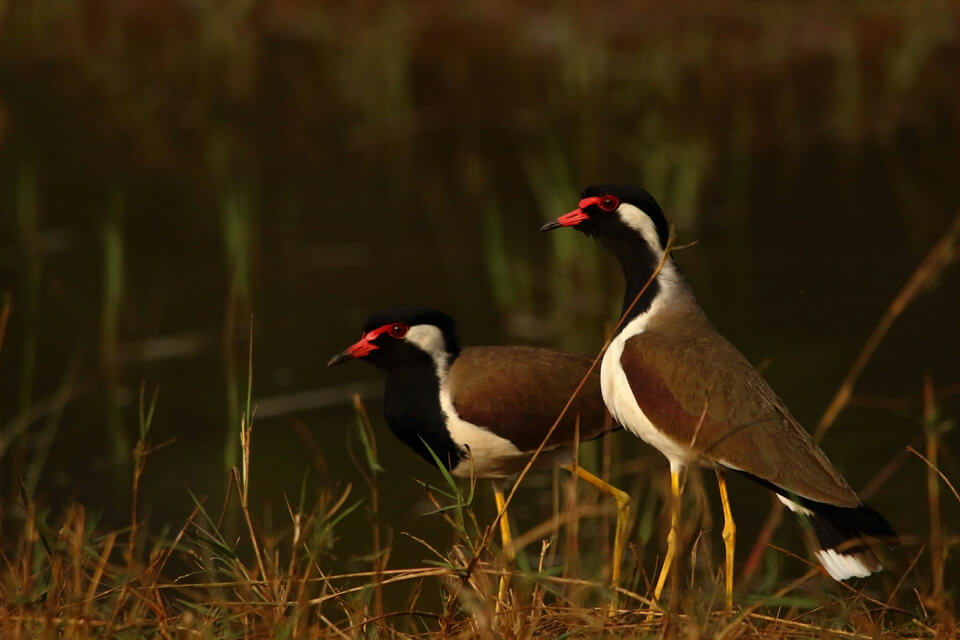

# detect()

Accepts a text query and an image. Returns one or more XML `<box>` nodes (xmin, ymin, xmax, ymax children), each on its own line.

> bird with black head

<box><xmin>542</xmin><ymin>185</ymin><xmax>898</xmax><ymax>609</ymax></box>
<box><xmin>329</xmin><ymin>306</ymin><xmax>632</xmax><ymax>605</ymax></box>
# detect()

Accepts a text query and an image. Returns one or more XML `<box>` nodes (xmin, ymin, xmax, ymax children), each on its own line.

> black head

<box><xmin>540</xmin><ymin>184</ymin><xmax>669</xmax><ymax>250</ymax></box>
<box><xmin>327</xmin><ymin>306</ymin><xmax>460</xmax><ymax>370</ymax></box>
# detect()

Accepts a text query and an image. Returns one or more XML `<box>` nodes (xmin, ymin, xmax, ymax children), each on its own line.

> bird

<box><xmin>327</xmin><ymin>306</ymin><xmax>631</xmax><ymax>605</ymax></box>
<box><xmin>541</xmin><ymin>184</ymin><xmax>898</xmax><ymax>610</ymax></box>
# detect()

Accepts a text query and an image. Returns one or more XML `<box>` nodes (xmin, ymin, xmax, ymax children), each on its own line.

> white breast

<box><xmin>601</xmin><ymin>312</ymin><xmax>692</xmax><ymax>473</ymax></box>
<box><xmin>438</xmin><ymin>382</ymin><xmax>528</xmax><ymax>478</ymax></box>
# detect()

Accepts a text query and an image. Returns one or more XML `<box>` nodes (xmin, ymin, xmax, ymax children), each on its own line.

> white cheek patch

<box><xmin>405</xmin><ymin>325</ymin><xmax>449</xmax><ymax>373</ymax></box>
<box><xmin>617</xmin><ymin>203</ymin><xmax>664</xmax><ymax>253</ymax></box>
<box><xmin>615</xmin><ymin>202</ymin><xmax>683</xmax><ymax>285</ymax></box>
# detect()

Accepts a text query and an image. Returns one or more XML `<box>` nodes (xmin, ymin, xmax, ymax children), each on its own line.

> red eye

<box><xmin>598</xmin><ymin>195</ymin><xmax>619</xmax><ymax>212</ymax></box>
<box><xmin>388</xmin><ymin>323</ymin><xmax>409</xmax><ymax>339</ymax></box>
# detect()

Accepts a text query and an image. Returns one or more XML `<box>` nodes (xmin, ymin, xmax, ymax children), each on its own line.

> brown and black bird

<box><xmin>328</xmin><ymin>307</ymin><xmax>631</xmax><ymax>600</ymax></box>
<box><xmin>542</xmin><ymin>185</ymin><xmax>897</xmax><ymax>609</ymax></box>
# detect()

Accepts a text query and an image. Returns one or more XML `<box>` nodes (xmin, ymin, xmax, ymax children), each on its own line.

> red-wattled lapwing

<box><xmin>541</xmin><ymin>185</ymin><xmax>897</xmax><ymax>609</ymax></box>
<box><xmin>327</xmin><ymin>306</ymin><xmax>631</xmax><ymax>604</ymax></box>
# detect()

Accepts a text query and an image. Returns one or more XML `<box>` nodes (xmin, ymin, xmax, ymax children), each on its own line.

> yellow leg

<box><xmin>493</xmin><ymin>484</ymin><xmax>514</xmax><ymax>611</ymax></box>
<box><xmin>653</xmin><ymin>469</ymin><xmax>682</xmax><ymax>603</ymax></box>
<box><xmin>561</xmin><ymin>464</ymin><xmax>631</xmax><ymax>603</ymax></box>
<box><xmin>715</xmin><ymin>469</ymin><xmax>736</xmax><ymax>611</ymax></box>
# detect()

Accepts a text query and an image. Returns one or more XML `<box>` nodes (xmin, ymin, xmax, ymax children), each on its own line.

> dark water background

<box><xmin>1</xmin><ymin>1</ymin><xmax>958</xmax><ymax>594</ymax></box>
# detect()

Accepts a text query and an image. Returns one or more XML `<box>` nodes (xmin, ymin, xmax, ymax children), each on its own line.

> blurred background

<box><xmin>1</xmin><ymin>0</ymin><xmax>958</xmax><ymax>596</ymax></box>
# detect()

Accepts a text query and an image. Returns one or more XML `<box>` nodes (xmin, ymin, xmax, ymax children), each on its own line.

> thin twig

<box><xmin>471</xmin><ymin>226</ymin><xmax>677</xmax><ymax>584</ymax></box>
<box><xmin>84</xmin><ymin>532</ymin><xmax>117</xmax><ymax>618</ymax></box>
<box><xmin>907</xmin><ymin>446</ymin><xmax>960</xmax><ymax>505</ymax></box>
<box><xmin>816</xmin><ymin>211</ymin><xmax>960</xmax><ymax>440</ymax></box>
<box><xmin>0</xmin><ymin>293</ymin><xmax>10</xmax><ymax>358</ymax></box>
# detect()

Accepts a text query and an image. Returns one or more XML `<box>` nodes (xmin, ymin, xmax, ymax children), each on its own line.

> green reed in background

<box><xmin>220</xmin><ymin>182</ymin><xmax>254</xmax><ymax>473</ymax></box>
<box><xmin>525</xmin><ymin>148</ymin><xmax>607</xmax><ymax>351</ymax></box>
<box><xmin>14</xmin><ymin>162</ymin><xmax>39</xmax><ymax>424</ymax></box>
<box><xmin>101</xmin><ymin>190</ymin><xmax>128</xmax><ymax>466</ymax></box>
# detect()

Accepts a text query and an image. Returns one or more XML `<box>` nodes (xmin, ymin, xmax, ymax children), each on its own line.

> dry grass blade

<box><xmin>816</xmin><ymin>211</ymin><xmax>960</xmax><ymax>439</ymax></box>
<box><xmin>743</xmin><ymin>212</ymin><xmax>960</xmax><ymax>583</ymax></box>
<box><xmin>0</xmin><ymin>293</ymin><xmax>10</xmax><ymax>358</ymax></box>
<box><xmin>84</xmin><ymin>532</ymin><xmax>117</xmax><ymax>617</ymax></box>
<box><xmin>906</xmin><ymin>446</ymin><xmax>960</xmax><ymax>506</ymax></box>
<box><xmin>715</xmin><ymin>567</ymin><xmax>821</xmax><ymax>640</ymax></box>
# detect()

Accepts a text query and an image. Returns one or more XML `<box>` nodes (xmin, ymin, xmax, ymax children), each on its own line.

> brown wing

<box><xmin>449</xmin><ymin>346</ymin><xmax>611</xmax><ymax>452</ymax></box>
<box><xmin>620</xmin><ymin>328</ymin><xmax>860</xmax><ymax>507</ymax></box>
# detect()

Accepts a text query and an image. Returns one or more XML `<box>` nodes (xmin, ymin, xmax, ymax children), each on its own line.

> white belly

<box><xmin>601</xmin><ymin>322</ymin><xmax>692</xmax><ymax>472</ymax></box>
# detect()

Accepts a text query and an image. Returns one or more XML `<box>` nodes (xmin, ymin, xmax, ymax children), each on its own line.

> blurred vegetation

<box><xmin>0</xmin><ymin>0</ymin><xmax>959</xmax><ymax>636</ymax></box>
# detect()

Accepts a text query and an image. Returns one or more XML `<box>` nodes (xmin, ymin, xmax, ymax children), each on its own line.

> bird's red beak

<box><xmin>327</xmin><ymin>325</ymin><xmax>394</xmax><ymax>366</ymax></box>
<box><xmin>539</xmin><ymin>196</ymin><xmax>602</xmax><ymax>231</ymax></box>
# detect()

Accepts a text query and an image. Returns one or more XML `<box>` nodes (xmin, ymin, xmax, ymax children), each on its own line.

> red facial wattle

<box><xmin>578</xmin><ymin>196</ymin><xmax>602</xmax><ymax>210</ymax></box>
<box><xmin>335</xmin><ymin>323</ymin><xmax>409</xmax><ymax>362</ymax></box>
<box><xmin>540</xmin><ymin>194</ymin><xmax>620</xmax><ymax>231</ymax></box>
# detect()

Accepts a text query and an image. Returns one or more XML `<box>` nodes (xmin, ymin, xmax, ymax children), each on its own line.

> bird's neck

<box><xmin>603</xmin><ymin>233</ymin><xmax>680</xmax><ymax>325</ymax></box>
<box><xmin>381</xmin><ymin>351</ymin><xmax>463</xmax><ymax>471</ymax></box>
<box><xmin>604</xmin><ymin>232</ymin><xmax>708</xmax><ymax>340</ymax></box>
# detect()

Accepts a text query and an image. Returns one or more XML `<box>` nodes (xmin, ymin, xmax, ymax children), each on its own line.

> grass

<box><xmin>0</xmin><ymin>217</ymin><xmax>957</xmax><ymax>639</ymax></box>
<box><xmin>0</xmin><ymin>393</ymin><xmax>956</xmax><ymax>638</ymax></box>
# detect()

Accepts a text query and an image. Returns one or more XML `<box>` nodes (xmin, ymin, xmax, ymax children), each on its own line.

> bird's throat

<box><xmin>604</xmin><ymin>234</ymin><xmax>665</xmax><ymax>326</ymax></box>
<box><xmin>382</xmin><ymin>353</ymin><xmax>463</xmax><ymax>471</ymax></box>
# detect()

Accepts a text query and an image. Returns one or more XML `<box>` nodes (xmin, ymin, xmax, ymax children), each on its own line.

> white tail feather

<box><xmin>815</xmin><ymin>548</ymin><xmax>877</xmax><ymax>581</ymax></box>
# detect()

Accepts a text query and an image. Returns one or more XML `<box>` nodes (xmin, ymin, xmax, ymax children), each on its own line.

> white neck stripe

<box><xmin>404</xmin><ymin>325</ymin><xmax>451</xmax><ymax>379</ymax></box>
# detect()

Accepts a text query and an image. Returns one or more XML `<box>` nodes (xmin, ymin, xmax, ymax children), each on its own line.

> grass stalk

<box><xmin>472</xmin><ymin>227</ymin><xmax>676</xmax><ymax>588</ymax></box>
<box><xmin>233</xmin><ymin>322</ymin><xmax>273</xmax><ymax>607</ymax></box>
<box><xmin>922</xmin><ymin>375</ymin><xmax>943</xmax><ymax>603</ymax></box>
<box><xmin>101</xmin><ymin>190</ymin><xmax>129</xmax><ymax>466</ymax></box>
<box><xmin>128</xmin><ymin>382</ymin><xmax>159</xmax><ymax>567</ymax></box>
<box><xmin>352</xmin><ymin>394</ymin><xmax>386</xmax><ymax>628</ymax></box>
<box><xmin>15</xmin><ymin>164</ymin><xmax>39</xmax><ymax>419</ymax></box>
<box><xmin>0</xmin><ymin>292</ymin><xmax>11</xmax><ymax>358</ymax></box>
<box><xmin>221</xmin><ymin>186</ymin><xmax>253</xmax><ymax>473</ymax></box>
<box><xmin>742</xmin><ymin>212</ymin><xmax>960</xmax><ymax>584</ymax></box>
<box><xmin>815</xmin><ymin>212</ymin><xmax>960</xmax><ymax>440</ymax></box>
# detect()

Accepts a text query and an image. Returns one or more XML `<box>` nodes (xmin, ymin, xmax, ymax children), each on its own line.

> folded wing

<box><xmin>620</xmin><ymin>329</ymin><xmax>859</xmax><ymax>507</ymax></box>
<box><xmin>450</xmin><ymin>346</ymin><xmax>611</xmax><ymax>452</ymax></box>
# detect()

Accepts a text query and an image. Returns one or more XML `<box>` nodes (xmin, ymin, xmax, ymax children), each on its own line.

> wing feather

<box><xmin>620</xmin><ymin>329</ymin><xmax>860</xmax><ymax>507</ymax></box>
<box><xmin>449</xmin><ymin>346</ymin><xmax>611</xmax><ymax>452</ymax></box>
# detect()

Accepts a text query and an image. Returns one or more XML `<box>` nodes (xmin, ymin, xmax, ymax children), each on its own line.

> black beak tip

<box><xmin>327</xmin><ymin>352</ymin><xmax>351</xmax><ymax>367</ymax></box>
<box><xmin>539</xmin><ymin>220</ymin><xmax>562</xmax><ymax>232</ymax></box>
